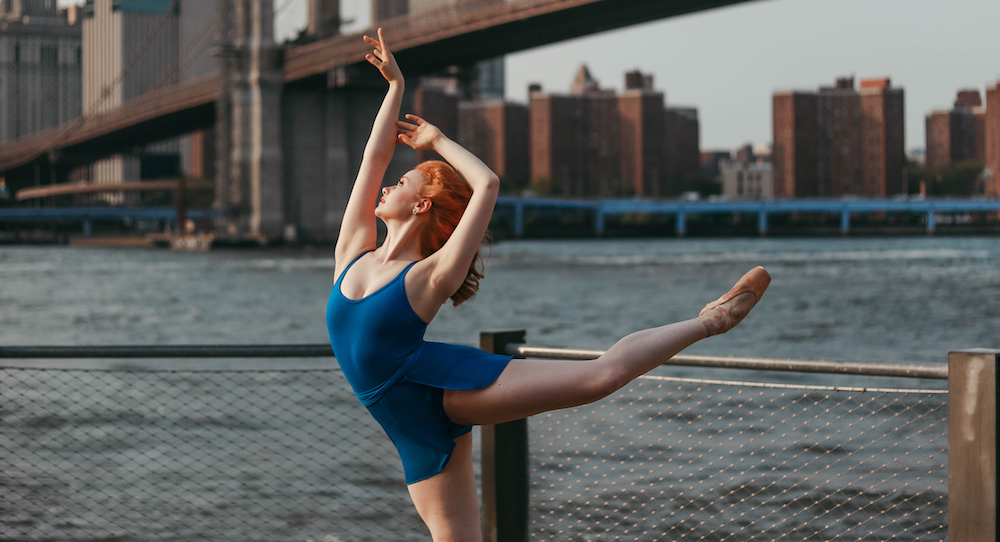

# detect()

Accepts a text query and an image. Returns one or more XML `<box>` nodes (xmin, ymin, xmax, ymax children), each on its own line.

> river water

<box><xmin>2</xmin><ymin>236</ymin><xmax>996</xmax><ymax>541</ymax></box>
<box><xmin>2</xmin><ymin>236</ymin><xmax>997</xmax><ymax>362</ymax></box>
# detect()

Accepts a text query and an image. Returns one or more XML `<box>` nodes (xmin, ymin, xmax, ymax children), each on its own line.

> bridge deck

<box><xmin>0</xmin><ymin>0</ymin><xmax>755</xmax><ymax>173</ymax></box>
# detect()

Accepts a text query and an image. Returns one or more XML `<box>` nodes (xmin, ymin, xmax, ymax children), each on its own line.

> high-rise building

<box><xmin>457</xmin><ymin>101</ymin><xmax>529</xmax><ymax>187</ymax></box>
<box><xmin>664</xmin><ymin>106</ymin><xmax>700</xmax><ymax>194</ymax></box>
<box><xmin>618</xmin><ymin>89</ymin><xmax>665</xmax><ymax>196</ymax></box>
<box><xmin>985</xmin><ymin>81</ymin><xmax>1000</xmax><ymax>198</ymax></box>
<box><xmin>530</xmin><ymin>67</ymin><xmax>700</xmax><ymax>198</ymax></box>
<box><xmin>772</xmin><ymin>77</ymin><xmax>904</xmax><ymax>198</ymax></box>
<box><xmin>925</xmin><ymin>89</ymin><xmax>986</xmax><ymax>167</ymax></box>
<box><xmin>772</xmin><ymin>91</ymin><xmax>819</xmax><ymax>197</ymax></box>
<box><xmin>0</xmin><ymin>0</ymin><xmax>82</xmax><ymax>144</ymax></box>
<box><xmin>859</xmin><ymin>78</ymin><xmax>905</xmax><ymax>196</ymax></box>
<box><xmin>530</xmin><ymin>78</ymin><xmax>620</xmax><ymax>197</ymax></box>
<box><xmin>413</xmin><ymin>84</ymin><xmax>459</xmax><ymax>164</ymax></box>
<box><xmin>817</xmin><ymin>77</ymin><xmax>862</xmax><ymax>196</ymax></box>
<box><xmin>83</xmin><ymin>0</ymin><xmax>181</xmax><ymax>197</ymax></box>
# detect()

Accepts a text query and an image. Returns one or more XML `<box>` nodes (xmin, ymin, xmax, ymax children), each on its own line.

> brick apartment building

<box><xmin>925</xmin><ymin>90</ymin><xmax>986</xmax><ymax>167</ymax></box>
<box><xmin>530</xmin><ymin>85</ymin><xmax>621</xmax><ymax>196</ymax></box>
<box><xmin>457</xmin><ymin>101</ymin><xmax>529</xmax><ymax>186</ymax></box>
<box><xmin>772</xmin><ymin>91</ymin><xmax>819</xmax><ymax>197</ymax></box>
<box><xmin>773</xmin><ymin>77</ymin><xmax>905</xmax><ymax>198</ymax></box>
<box><xmin>664</xmin><ymin>106</ymin><xmax>700</xmax><ymax>193</ymax></box>
<box><xmin>412</xmin><ymin>85</ymin><xmax>459</xmax><ymax>163</ymax></box>
<box><xmin>859</xmin><ymin>78</ymin><xmax>906</xmax><ymax>196</ymax></box>
<box><xmin>986</xmin><ymin>80</ymin><xmax>1000</xmax><ymax>198</ymax></box>
<box><xmin>413</xmin><ymin>65</ymin><xmax>701</xmax><ymax>198</ymax></box>
<box><xmin>530</xmin><ymin>66</ymin><xmax>700</xmax><ymax>197</ymax></box>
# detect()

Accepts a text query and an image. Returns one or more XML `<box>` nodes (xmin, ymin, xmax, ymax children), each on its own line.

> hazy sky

<box><xmin>63</xmin><ymin>0</ymin><xmax>1000</xmax><ymax>151</ymax></box>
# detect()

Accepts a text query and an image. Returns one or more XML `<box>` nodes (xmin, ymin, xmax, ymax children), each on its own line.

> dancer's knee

<box><xmin>583</xmin><ymin>360</ymin><xmax>630</xmax><ymax>403</ymax></box>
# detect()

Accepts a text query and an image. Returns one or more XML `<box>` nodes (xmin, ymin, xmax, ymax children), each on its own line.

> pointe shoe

<box><xmin>697</xmin><ymin>266</ymin><xmax>771</xmax><ymax>336</ymax></box>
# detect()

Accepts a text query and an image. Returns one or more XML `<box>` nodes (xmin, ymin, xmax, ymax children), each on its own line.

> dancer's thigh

<box><xmin>406</xmin><ymin>432</ymin><xmax>481</xmax><ymax>542</ymax></box>
<box><xmin>444</xmin><ymin>358</ymin><xmax>614</xmax><ymax>426</ymax></box>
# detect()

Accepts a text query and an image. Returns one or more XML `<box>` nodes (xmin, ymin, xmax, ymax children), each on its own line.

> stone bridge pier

<box><xmin>216</xmin><ymin>0</ymin><xmax>416</xmax><ymax>244</ymax></box>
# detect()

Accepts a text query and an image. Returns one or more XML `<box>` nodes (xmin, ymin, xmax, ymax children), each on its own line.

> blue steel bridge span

<box><xmin>496</xmin><ymin>196</ymin><xmax>1000</xmax><ymax>236</ymax></box>
<box><xmin>3</xmin><ymin>198</ymin><xmax>998</xmax><ymax>237</ymax></box>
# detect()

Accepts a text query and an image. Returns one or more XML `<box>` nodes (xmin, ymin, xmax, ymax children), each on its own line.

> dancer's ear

<box><xmin>414</xmin><ymin>199</ymin><xmax>432</xmax><ymax>215</ymax></box>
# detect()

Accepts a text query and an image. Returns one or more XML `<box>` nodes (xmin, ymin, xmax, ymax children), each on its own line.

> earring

<box><xmin>412</xmin><ymin>208</ymin><xmax>418</xmax><ymax>214</ymax></box>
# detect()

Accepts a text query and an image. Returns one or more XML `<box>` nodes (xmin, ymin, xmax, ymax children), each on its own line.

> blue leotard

<box><xmin>326</xmin><ymin>250</ymin><xmax>512</xmax><ymax>484</ymax></box>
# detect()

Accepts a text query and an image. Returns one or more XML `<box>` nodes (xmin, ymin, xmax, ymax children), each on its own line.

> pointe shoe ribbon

<box><xmin>697</xmin><ymin>266</ymin><xmax>771</xmax><ymax>335</ymax></box>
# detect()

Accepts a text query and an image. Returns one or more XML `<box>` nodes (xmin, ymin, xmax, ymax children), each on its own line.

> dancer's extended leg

<box><xmin>444</xmin><ymin>267</ymin><xmax>769</xmax><ymax>426</ymax></box>
<box><xmin>444</xmin><ymin>319</ymin><xmax>707</xmax><ymax>426</ymax></box>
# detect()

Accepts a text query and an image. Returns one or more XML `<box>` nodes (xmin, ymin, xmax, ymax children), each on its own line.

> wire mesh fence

<box><xmin>1</xmin><ymin>366</ymin><xmax>426</xmax><ymax>542</ymax></box>
<box><xmin>3</xmin><ymin>362</ymin><xmax>950</xmax><ymax>542</ymax></box>
<box><xmin>529</xmin><ymin>373</ymin><xmax>948</xmax><ymax>542</ymax></box>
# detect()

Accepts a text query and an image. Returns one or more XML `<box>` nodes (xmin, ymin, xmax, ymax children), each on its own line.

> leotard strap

<box><xmin>335</xmin><ymin>249</ymin><xmax>374</xmax><ymax>285</ymax></box>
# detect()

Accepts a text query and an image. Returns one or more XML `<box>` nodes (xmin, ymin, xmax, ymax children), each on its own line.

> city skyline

<box><xmin>277</xmin><ymin>0</ymin><xmax>999</xmax><ymax>153</ymax></box>
<box><xmin>54</xmin><ymin>0</ymin><xmax>1000</xmax><ymax>153</ymax></box>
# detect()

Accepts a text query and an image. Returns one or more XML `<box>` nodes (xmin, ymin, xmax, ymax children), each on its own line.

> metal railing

<box><xmin>2</xmin><ymin>337</ymin><xmax>996</xmax><ymax>542</ymax></box>
<box><xmin>478</xmin><ymin>331</ymin><xmax>995</xmax><ymax>542</ymax></box>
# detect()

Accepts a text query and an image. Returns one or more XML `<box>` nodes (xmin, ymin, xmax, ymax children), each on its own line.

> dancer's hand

<box><xmin>363</xmin><ymin>28</ymin><xmax>402</xmax><ymax>84</ymax></box>
<box><xmin>396</xmin><ymin>114</ymin><xmax>444</xmax><ymax>150</ymax></box>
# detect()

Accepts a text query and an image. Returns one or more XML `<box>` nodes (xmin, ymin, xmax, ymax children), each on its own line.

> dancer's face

<box><xmin>375</xmin><ymin>169</ymin><xmax>428</xmax><ymax>221</ymax></box>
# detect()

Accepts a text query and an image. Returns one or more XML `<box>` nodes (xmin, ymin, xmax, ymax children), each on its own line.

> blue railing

<box><xmin>495</xmin><ymin>196</ymin><xmax>1000</xmax><ymax>235</ymax></box>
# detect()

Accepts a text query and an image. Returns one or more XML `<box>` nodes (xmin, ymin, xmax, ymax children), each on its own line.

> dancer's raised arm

<box><xmin>336</xmin><ymin>28</ymin><xmax>404</xmax><ymax>262</ymax></box>
<box><xmin>396</xmin><ymin>114</ymin><xmax>500</xmax><ymax>302</ymax></box>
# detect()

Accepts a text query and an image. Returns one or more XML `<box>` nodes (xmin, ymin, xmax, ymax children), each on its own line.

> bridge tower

<box><xmin>215</xmin><ymin>0</ymin><xmax>285</xmax><ymax>242</ymax></box>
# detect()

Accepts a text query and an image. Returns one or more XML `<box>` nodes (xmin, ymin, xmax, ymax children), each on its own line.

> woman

<box><xmin>326</xmin><ymin>29</ymin><xmax>770</xmax><ymax>542</ymax></box>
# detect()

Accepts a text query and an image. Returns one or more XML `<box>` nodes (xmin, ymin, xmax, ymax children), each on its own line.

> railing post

<box><xmin>513</xmin><ymin>201</ymin><xmax>524</xmax><ymax>238</ymax></box>
<box><xmin>594</xmin><ymin>203</ymin><xmax>605</xmax><ymax>237</ymax></box>
<box><xmin>480</xmin><ymin>330</ymin><xmax>528</xmax><ymax>542</ymax></box>
<box><xmin>757</xmin><ymin>210</ymin><xmax>768</xmax><ymax>236</ymax></box>
<box><xmin>948</xmin><ymin>349</ymin><xmax>998</xmax><ymax>542</ymax></box>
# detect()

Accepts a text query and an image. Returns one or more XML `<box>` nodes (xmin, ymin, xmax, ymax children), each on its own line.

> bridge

<box><xmin>496</xmin><ymin>196</ymin><xmax>1000</xmax><ymax>236</ymax></box>
<box><xmin>0</xmin><ymin>0</ymin><xmax>756</xmax><ymax>241</ymax></box>
<box><xmin>3</xmin><ymin>197</ymin><xmax>997</xmax><ymax>239</ymax></box>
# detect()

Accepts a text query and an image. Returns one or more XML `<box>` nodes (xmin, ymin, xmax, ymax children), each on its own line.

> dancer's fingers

<box><xmin>377</xmin><ymin>27</ymin><xmax>389</xmax><ymax>51</ymax></box>
<box><xmin>397</xmin><ymin>133</ymin><xmax>413</xmax><ymax>146</ymax></box>
<box><xmin>404</xmin><ymin>113</ymin><xmax>426</xmax><ymax>124</ymax></box>
<box><xmin>362</xmin><ymin>34</ymin><xmax>379</xmax><ymax>47</ymax></box>
<box><xmin>364</xmin><ymin>53</ymin><xmax>380</xmax><ymax>67</ymax></box>
<box><xmin>396</xmin><ymin>120</ymin><xmax>419</xmax><ymax>131</ymax></box>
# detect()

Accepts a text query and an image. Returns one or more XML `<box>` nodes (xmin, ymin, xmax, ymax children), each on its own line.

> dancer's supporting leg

<box><xmin>406</xmin><ymin>433</ymin><xmax>479</xmax><ymax>542</ymax></box>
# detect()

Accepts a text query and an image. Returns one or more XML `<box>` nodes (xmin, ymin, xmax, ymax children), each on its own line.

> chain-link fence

<box><xmin>528</xmin><ymin>374</ymin><xmax>948</xmax><ymax>541</ymax></box>
<box><xmin>1</xmin><ymin>366</ymin><xmax>426</xmax><ymax>542</ymax></box>
<box><xmin>0</xmin><ymin>347</ymin><xmax>969</xmax><ymax>542</ymax></box>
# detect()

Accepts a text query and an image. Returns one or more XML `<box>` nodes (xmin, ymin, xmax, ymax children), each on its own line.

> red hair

<box><xmin>414</xmin><ymin>160</ymin><xmax>488</xmax><ymax>306</ymax></box>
